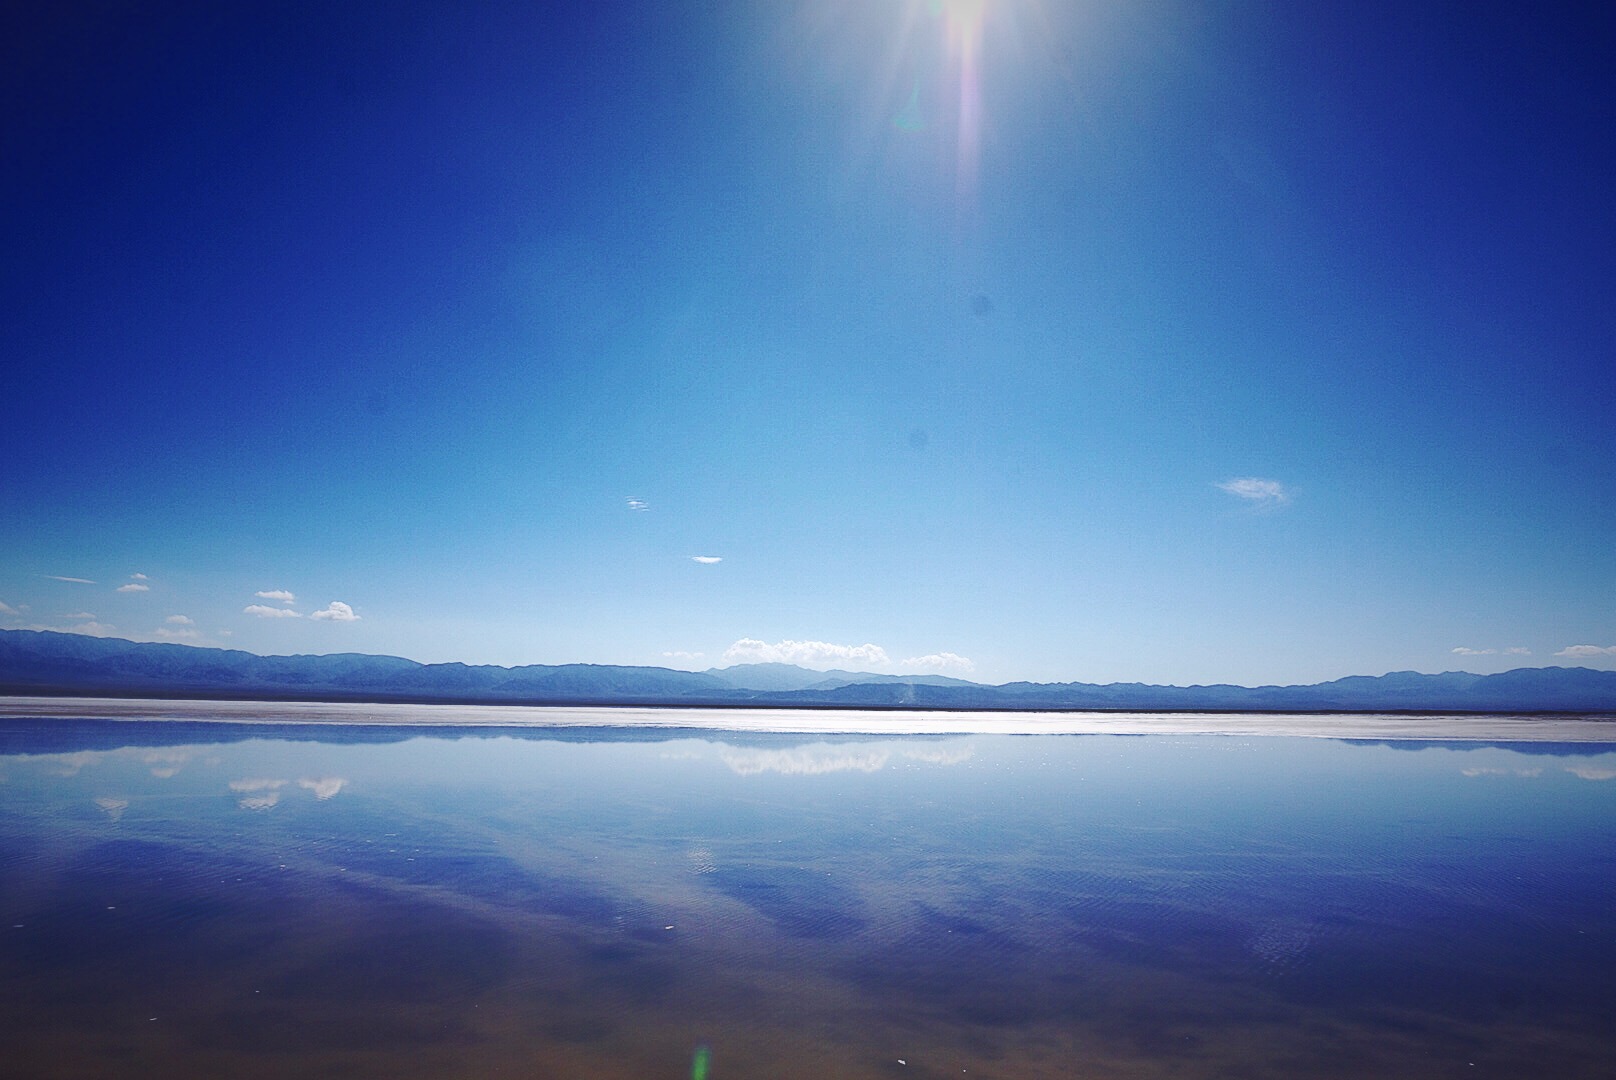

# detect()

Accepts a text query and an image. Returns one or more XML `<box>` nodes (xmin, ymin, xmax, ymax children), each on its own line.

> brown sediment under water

<box><xmin>2</xmin><ymin>702</ymin><xmax>1615</xmax><ymax>1078</ymax></box>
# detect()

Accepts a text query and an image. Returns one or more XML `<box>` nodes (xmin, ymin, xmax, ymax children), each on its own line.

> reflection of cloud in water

<box><xmin>229</xmin><ymin>778</ymin><xmax>286</xmax><ymax>792</ymax></box>
<box><xmin>720</xmin><ymin>741</ymin><xmax>975</xmax><ymax>775</ymax></box>
<box><xmin>144</xmin><ymin>749</ymin><xmax>192</xmax><ymax>778</ymax></box>
<box><xmin>230</xmin><ymin>778</ymin><xmax>286</xmax><ymax>809</ymax></box>
<box><xmin>720</xmin><ymin>744</ymin><xmax>890</xmax><ymax>776</ymax></box>
<box><xmin>901</xmin><ymin>745</ymin><xmax>974</xmax><ymax>766</ymax></box>
<box><xmin>49</xmin><ymin>751</ymin><xmax>101</xmax><ymax>777</ymax></box>
<box><xmin>94</xmin><ymin>796</ymin><xmax>129</xmax><ymax>821</ymax></box>
<box><xmin>1462</xmin><ymin>766</ymin><xmax>1543</xmax><ymax>778</ymax></box>
<box><xmin>298</xmin><ymin>776</ymin><xmax>346</xmax><ymax>799</ymax></box>
<box><xmin>1565</xmin><ymin>765</ymin><xmax>1616</xmax><ymax>781</ymax></box>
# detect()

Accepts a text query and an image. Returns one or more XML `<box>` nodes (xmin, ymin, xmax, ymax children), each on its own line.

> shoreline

<box><xmin>3</xmin><ymin>695</ymin><xmax>1615</xmax><ymax>741</ymax></box>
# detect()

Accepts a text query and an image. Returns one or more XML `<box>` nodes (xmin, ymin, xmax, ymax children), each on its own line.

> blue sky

<box><xmin>3</xmin><ymin>1</ymin><xmax>1613</xmax><ymax>685</ymax></box>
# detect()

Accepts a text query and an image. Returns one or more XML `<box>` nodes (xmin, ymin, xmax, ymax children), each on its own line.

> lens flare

<box><xmin>940</xmin><ymin>0</ymin><xmax>988</xmax><ymax>199</ymax></box>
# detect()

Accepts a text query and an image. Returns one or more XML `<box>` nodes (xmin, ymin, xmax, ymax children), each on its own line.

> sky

<box><xmin>3</xmin><ymin>1</ymin><xmax>1613</xmax><ymax>686</ymax></box>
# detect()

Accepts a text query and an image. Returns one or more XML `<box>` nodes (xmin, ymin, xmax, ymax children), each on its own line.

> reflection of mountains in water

<box><xmin>6</xmin><ymin>628</ymin><xmax>1616</xmax><ymax>711</ymax></box>
<box><xmin>0</xmin><ymin>718</ymin><xmax>969</xmax><ymax>757</ymax></box>
<box><xmin>1337</xmin><ymin>738</ymin><xmax>1616</xmax><ymax>757</ymax></box>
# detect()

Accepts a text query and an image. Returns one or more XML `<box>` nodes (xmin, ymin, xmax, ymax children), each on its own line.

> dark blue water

<box><xmin>2</xmin><ymin>720</ymin><xmax>1614</xmax><ymax>1078</ymax></box>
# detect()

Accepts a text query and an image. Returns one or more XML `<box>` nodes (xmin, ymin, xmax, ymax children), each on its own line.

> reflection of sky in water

<box><xmin>2</xmin><ymin>727</ymin><xmax>1615</xmax><ymax>1078</ymax></box>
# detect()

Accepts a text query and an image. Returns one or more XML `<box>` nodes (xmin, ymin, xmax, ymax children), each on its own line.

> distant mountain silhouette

<box><xmin>3</xmin><ymin>629</ymin><xmax>1615</xmax><ymax>712</ymax></box>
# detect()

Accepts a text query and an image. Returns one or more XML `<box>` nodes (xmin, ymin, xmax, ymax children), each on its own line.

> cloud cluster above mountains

<box><xmin>721</xmin><ymin>638</ymin><xmax>974</xmax><ymax>674</ymax></box>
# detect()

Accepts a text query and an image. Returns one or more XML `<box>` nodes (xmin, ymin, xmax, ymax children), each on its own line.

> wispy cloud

<box><xmin>166</xmin><ymin>614</ymin><xmax>193</xmax><ymax>625</ymax></box>
<box><xmin>116</xmin><ymin>583</ymin><xmax>149</xmax><ymax>593</ymax></box>
<box><xmin>1451</xmin><ymin>647</ymin><xmax>1495</xmax><ymax>656</ymax></box>
<box><xmin>154</xmin><ymin>626</ymin><xmax>201</xmax><ymax>641</ymax></box>
<box><xmin>46</xmin><ymin>575</ymin><xmax>96</xmax><ymax>584</ymax></box>
<box><xmin>130</xmin><ymin>573</ymin><xmax>148</xmax><ymax>580</ymax></box>
<box><xmin>67</xmin><ymin>621</ymin><xmax>118</xmax><ymax>637</ymax></box>
<box><xmin>627</xmin><ymin>498</ymin><xmax>649</xmax><ymax>512</ymax></box>
<box><xmin>723</xmin><ymin>638</ymin><xmax>892</xmax><ymax>669</ymax></box>
<box><xmin>1556</xmin><ymin>645</ymin><xmax>1616</xmax><ymax>659</ymax></box>
<box><xmin>662</xmin><ymin>650</ymin><xmax>705</xmax><ymax>661</ymax></box>
<box><xmin>256</xmin><ymin>589</ymin><xmax>296</xmax><ymax>604</ymax></box>
<box><xmin>245</xmin><ymin>604</ymin><xmax>302</xmax><ymax>618</ymax></box>
<box><xmin>63</xmin><ymin>611</ymin><xmax>97</xmax><ymax>620</ymax></box>
<box><xmin>1505</xmin><ymin>647</ymin><xmax>1531</xmax><ymax>655</ymax></box>
<box><xmin>1217</xmin><ymin>477</ymin><xmax>1290</xmax><ymax>505</ymax></box>
<box><xmin>1</xmin><ymin>600</ymin><xmax>21</xmax><ymax>615</ymax></box>
<box><xmin>309</xmin><ymin>601</ymin><xmax>359</xmax><ymax>622</ymax></box>
<box><xmin>691</xmin><ymin>555</ymin><xmax>723</xmax><ymax>564</ymax></box>
<box><xmin>900</xmin><ymin>652</ymin><xmax>976</xmax><ymax>674</ymax></box>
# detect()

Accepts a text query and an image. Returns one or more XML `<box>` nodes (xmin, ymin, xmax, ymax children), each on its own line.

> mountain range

<box><xmin>4</xmin><ymin>629</ymin><xmax>1616</xmax><ymax>712</ymax></box>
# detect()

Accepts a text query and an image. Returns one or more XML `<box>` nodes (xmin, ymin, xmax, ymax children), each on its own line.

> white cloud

<box><xmin>899</xmin><ymin>652</ymin><xmax>976</xmax><ymax>674</ymax></box>
<box><xmin>723</xmin><ymin>638</ymin><xmax>892</xmax><ymax>669</ymax></box>
<box><xmin>662</xmin><ymin>650</ymin><xmax>705</xmax><ymax>661</ymax></box>
<box><xmin>0</xmin><ymin>600</ymin><xmax>17</xmax><ymax>615</ymax></box>
<box><xmin>627</xmin><ymin>498</ymin><xmax>649</xmax><ymax>512</ymax></box>
<box><xmin>1451</xmin><ymin>647</ymin><xmax>1496</xmax><ymax>656</ymax></box>
<box><xmin>310</xmin><ymin>601</ymin><xmax>360</xmax><ymax>622</ymax></box>
<box><xmin>1217</xmin><ymin>477</ymin><xmax>1290</xmax><ymax>505</ymax></box>
<box><xmin>46</xmin><ymin>575</ymin><xmax>96</xmax><ymax>584</ymax></box>
<box><xmin>116</xmin><ymin>583</ymin><xmax>149</xmax><ymax>593</ymax></box>
<box><xmin>154</xmin><ymin>627</ymin><xmax>201</xmax><ymax>642</ymax></box>
<box><xmin>1504</xmin><ymin>647</ymin><xmax>1531</xmax><ymax>655</ymax></box>
<box><xmin>1566</xmin><ymin>765</ymin><xmax>1616</xmax><ymax>781</ymax></box>
<box><xmin>130</xmin><ymin>573</ymin><xmax>148</xmax><ymax>580</ymax></box>
<box><xmin>1555</xmin><ymin>645</ymin><xmax>1616</xmax><ymax>659</ymax></box>
<box><xmin>166</xmin><ymin>614</ymin><xmax>194</xmax><ymax>625</ymax></box>
<box><xmin>298</xmin><ymin>777</ymin><xmax>346</xmax><ymax>799</ymax></box>
<box><xmin>691</xmin><ymin>555</ymin><xmax>723</xmax><ymax>564</ymax></box>
<box><xmin>238</xmin><ymin>794</ymin><xmax>280</xmax><ymax>810</ymax></box>
<box><xmin>245</xmin><ymin>604</ymin><xmax>302</xmax><ymax>618</ymax></box>
<box><xmin>63</xmin><ymin>611</ymin><xmax>97</xmax><ymax>620</ymax></box>
<box><xmin>67</xmin><ymin>621</ymin><xmax>118</xmax><ymax>637</ymax></box>
<box><xmin>256</xmin><ymin>589</ymin><xmax>296</xmax><ymax>603</ymax></box>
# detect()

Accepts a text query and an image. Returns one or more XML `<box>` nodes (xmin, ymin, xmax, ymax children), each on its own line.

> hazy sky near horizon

<box><xmin>4</xmin><ymin>1</ymin><xmax>1613</xmax><ymax>686</ymax></box>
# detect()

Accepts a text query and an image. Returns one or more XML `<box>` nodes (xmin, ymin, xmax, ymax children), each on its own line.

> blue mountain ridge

<box><xmin>2</xmin><ymin>629</ymin><xmax>1615</xmax><ymax>712</ymax></box>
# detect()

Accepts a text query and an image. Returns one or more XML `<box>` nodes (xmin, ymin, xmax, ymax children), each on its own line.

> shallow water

<box><xmin>3</xmin><ymin>715</ymin><xmax>1615</xmax><ymax>1078</ymax></box>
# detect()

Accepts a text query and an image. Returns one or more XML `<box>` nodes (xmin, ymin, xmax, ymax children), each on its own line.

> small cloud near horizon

<box><xmin>662</xmin><ymin>650</ymin><xmax>705</xmax><ymax>662</ymax></box>
<box><xmin>0</xmin><ymin>599</ymin><xmax>19</xmax><ymax>615</ymax></box>
<box><xmin>116</xmin><ymin>583</ymin><xmax>149</xmax><ymax>593</ymax></box>
<box><xmin>1217</xmin><ymin>477</ymin><xmax>1289</xmax><ymax>505</ymax></box>
<box><xmin>166</xmin><ymin>614</ymin><xmax>193</xmax><ymax>625</ymax></box>
<box><xmin>724</xmin><ymin>638</ymin><xmax>892</xmax><ymax>669</ymax></box>
<box><xmin>67</xmin><ymin>621</ymin><xmax>118</xmax><ymax>637</ymax></box>
<box><xmin>131</xmin><ymin>573</ymin><xmax>148</xmax><ymax>580</ymax></box>
<box><xmin>1556</xmin><ymin>644</ymin><xmax>1616</xmax><ymax>659</ymax></box>
<box><xmin>256</xmin><ymin>590</ymin><xmax>296</xmax><ymax>604</ymax></box>
<box><xmin>310</xmin><ymin>601</ymin><xmax>360</xmax><ymax>621</ymax></box>
<box><xmin>627</xmin><ymin>498</ymin><xmax>649</xmax><ymax>511</ymax></box>
<box><xmin>691</xmin><ymin>555</ymin><xmax>723</xmax><ymax>564</ymax></box>
<box><xmin>155</xmin><ymin>626</ymin><xmax>202</xmax><ymax>641</ymax></box>
<box><xmin>900</xmin><ymin>652</ymin><xmax>976</xmax><ymax>674</ymax></box>
<box><xmin>245</xmin><ymin>604</ymin><xmax>302</xmax><ymax>618</ymax></box>
<box><xmin>1451</xmin><ymin>647</ymin><xmax>1496</xmax><ymax>656</ymax></box>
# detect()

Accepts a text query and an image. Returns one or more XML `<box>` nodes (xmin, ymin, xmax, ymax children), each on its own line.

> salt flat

<box><xmin>2</xmin><ymin>696</ymin><xmax>1613</xmax><ymax>741</ymax></box>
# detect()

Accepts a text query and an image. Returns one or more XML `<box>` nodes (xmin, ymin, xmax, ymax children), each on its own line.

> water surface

<box><xmin>3</xmin><ymin>713</ymin><xmax>1614</xmax><ymax>1078</ymax></box>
